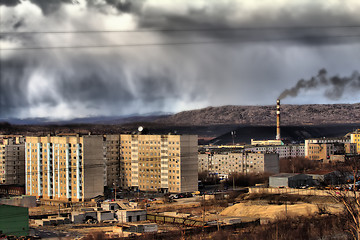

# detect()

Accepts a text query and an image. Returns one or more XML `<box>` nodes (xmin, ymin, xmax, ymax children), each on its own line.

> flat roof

<box><xmin>270</xmin><ymin>173</ymin><xmax>301</xmax><ymax>178</ymax></box>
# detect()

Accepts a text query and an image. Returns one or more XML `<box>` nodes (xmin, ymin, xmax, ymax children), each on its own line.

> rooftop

<box><xmin>270</xmin><ymin>173</ymin><xmax>302</xmax><ymax>178</ymax></box>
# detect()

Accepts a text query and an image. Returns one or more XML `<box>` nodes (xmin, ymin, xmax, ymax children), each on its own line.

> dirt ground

<box><xmin>220</xmin><ymin>201</ymin><xmax>343</xmax><ymax>220</ymax></box>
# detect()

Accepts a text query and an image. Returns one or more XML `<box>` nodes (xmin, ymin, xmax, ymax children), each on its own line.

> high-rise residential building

<box><xmin>0</xmin><ymin>136</ymin><xmax>25</xmax><ymax>185</ymax></box>
<box><xmin>198</xmin><ymin>152</ymin><xmax>279</xmax><ymax>176</ymax></box>
<box><xmin>25</xmin><ymin>135</ymin><xmax>104</xmax><ymax>202</ymax></box>
<box><xmin>25</xmin><ymin>133</ymin><xmax>198</xmax><ymax>201</ymax></box>
<box><xmin>119</xmin><ymin>134</ymin><xmax>198</xmax><ymax>193</ymax></box>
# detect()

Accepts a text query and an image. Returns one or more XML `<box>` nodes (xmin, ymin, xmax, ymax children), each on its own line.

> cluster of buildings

<box><xmin>1</xmin><ymin>100</ymin><xmax>360</xmax><ymax>204</ymax></box>
<box><xmin>1</xmin><ymin>133</ymin><xmax>198</xmax><ymax>202</ymax></box>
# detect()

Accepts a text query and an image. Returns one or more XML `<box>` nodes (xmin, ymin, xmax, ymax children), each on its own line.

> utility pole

<box><xmin>233</xmin><ymin>175</ymin><xmax>235</xmax><ymax>191</ymax></box>
<box><xmin>203</xmin><ymin>193</ymin><xmax>206</xmax><ymax>231</ymax></box>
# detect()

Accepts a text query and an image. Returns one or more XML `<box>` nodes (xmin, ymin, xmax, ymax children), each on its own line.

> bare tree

<box><xmin>329</xmin><ymin>156</ymin><xmax>360</xmax><ymax>239</ymax></box>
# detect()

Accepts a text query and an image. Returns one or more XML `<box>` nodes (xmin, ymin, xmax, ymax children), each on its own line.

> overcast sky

<box><xmin>1</xmin><ymin>0</ymin><xmax>360</xmax><ymax>119</ymax></box>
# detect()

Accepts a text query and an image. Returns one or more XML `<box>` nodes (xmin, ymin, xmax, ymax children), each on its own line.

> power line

<box><xmin>1</xmin><ymin>25</ymin><xmax>360</xmax><ymax>35</ymax></box>
<box><xmin>1</xmin><ymin>33</ymin><xmax>360</xmax><ymax>51</ymax></box>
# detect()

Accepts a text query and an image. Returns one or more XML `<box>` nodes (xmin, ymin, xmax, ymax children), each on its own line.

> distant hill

<box><xmin>209</xmin><ymin>124</ymin><xmax>360</xmax><ymax>145</ymax></box>
<box><xmin>156</xmin><ymin>103</ymin><xmax>360</xmax><ymax>126</ymax></box>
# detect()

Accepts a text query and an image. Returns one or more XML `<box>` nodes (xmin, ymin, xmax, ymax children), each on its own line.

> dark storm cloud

<box><xmin>30</xmin><ymin>0</ymin><xmax>74</xmax><ymax>15</ymax></box>
<box><xmin>0</xmin><ymin>58</ymin><xmax>33</xmax><ymax>117</ymax></box>
<box><xmin>278</xmin><ymin>69</ymin><xmax>360</xmax><ymax>100</ymax></box>
<box><xmin>1</xmin><ymin>0</ymin><xmax>360</xmax><ymax>119</ymax></box>
<box><xmin>103</xmin><ymin>0</ymin><xmax>139</xmax><ymax>13</ymax></box>
<box><xmin>0</xmin><ymin>0</ymin><xmax>21</xmax><ymax>7</ymax></box>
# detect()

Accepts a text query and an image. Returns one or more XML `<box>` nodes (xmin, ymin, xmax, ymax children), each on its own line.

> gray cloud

<box><xmin>1</xmin><ymin>0</ymin><xmax>360</xmax><ymax>119</ymax></box>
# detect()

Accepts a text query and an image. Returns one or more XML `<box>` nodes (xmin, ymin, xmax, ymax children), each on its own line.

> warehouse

<box><xmin>269</xmin><ymin>173</ymin><xmax>312</xmax><ymax>188</ymax></box>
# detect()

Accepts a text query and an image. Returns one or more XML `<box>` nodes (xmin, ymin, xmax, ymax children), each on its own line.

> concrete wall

<box><xmin>83</xmin><ymin>136</ymin><xmax>105</xmax><ymax>200</ymax></box>
<box><xmin>97</xmin><ymin>211</ymin><xmax>114</xmax><ymax>222</ymax></box>
<box><xmin>180</xmin><ymin>135</ymin><xmax>198</xmax><ymax>193</ymax></box>
<box><xmin>116</xmin><ymin>210</ymin><xmax>147</xmax><ymax>223</ymax></box>
<box><xmin>264</xmin><ymin>154</ymin><xmax>280</xmax><ymax>174</ymax></box>
<box><xmin>249</xmin><ymin>187</ymin><xmax>341</xmax><ymax>196</ymax></box>
<box><xmin>269</xmin><ymin>176</ymin><xmax>289</xmax><ymax>188</ymax></box>
<box><xmin>0</xmin><ymin>195</ymin><xmax>36</xmax><ymax>208</ymax></box>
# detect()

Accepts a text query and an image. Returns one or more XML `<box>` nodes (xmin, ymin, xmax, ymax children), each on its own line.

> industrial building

<box><xmin>0</xmin><ymin>136</ymin><xmax>25</xmax><ymax>185</ymax></box>
<box><xmin>25</xmin><ymin>134</ymin><xmax>104</xmax><ymax>202</ymax></box>
<box><xmin>269</xmin><ymin>173</ymin><xmax>312</xmax><ymax>188</ymax></box>
<box><xmin>198</xmin><ymin>152</ymin><xmax>279</xmax><ymax>176</ymax></box>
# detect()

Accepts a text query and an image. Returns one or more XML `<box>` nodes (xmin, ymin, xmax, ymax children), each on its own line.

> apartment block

<box><xmin>307</xmin><ymin>142</ymin><xmax>356</xmax><ymax>161</ymax></box>
<box><xmin>304</xmin><ymin>138</ymin><xmax>351</xmax><ymax>157</ymax></box>
<box><xmin>25</xmin><ymin>135</ymin><xmax>104</xmax><ymax>202</ymax></box>
<box><xmin>0</xmin><ymin>136</ymin><xmax>25</xmax><ymax>185</ymax></box>
<box><xmin>198</xmin><ymin>152</ymin><xmax>279</xmax><ymax>176</ymax></box>
<box><xmin>119</xmin><ymin>134</ymin><xmax>198</xmax><ymax>193</ymax></box>
<box><xmin>246</xmin><ymin>144</ymin><xmax>305</xmax><ymax>159</ymax></box>
<box><xmin>350</xmin><ymin>129</ymin><xmax>360</xmax><ymax>154</ymax></box>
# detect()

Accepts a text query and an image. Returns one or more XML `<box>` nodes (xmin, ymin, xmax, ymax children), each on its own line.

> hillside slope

<box><xmin>156</xmin><ymin>103</ymin><xmax>360</xmax><ymax>126</ymax></box>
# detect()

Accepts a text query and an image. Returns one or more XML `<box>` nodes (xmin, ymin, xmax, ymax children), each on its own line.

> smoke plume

<box><xmin>278</xmin><ymin>69</ymin><xmax>360</xmax><ymax>100</ymax></box>
<box><xmin>1</xmin><ymin>0</ymin><xmax>360</xmax><ymax>119</ymax></box>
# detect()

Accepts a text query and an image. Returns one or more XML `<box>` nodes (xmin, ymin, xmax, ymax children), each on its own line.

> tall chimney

<box><xmin>276</xmin><ymin>99</ymin><xmax>281</xmax><ymax>140</ymax></box>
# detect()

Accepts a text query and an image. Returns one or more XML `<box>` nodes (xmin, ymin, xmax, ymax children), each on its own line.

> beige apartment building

<box><xmin>198</xmin><ymin>152</ymin><xmax>279</xmax><ymax>177</ymax></box>
<box><xmin>0</xmin><ymin>136</ymin><xmax>25</xmax><ymax>185</ymax></box>
<box><xmin>25</xmin><ymin>135</ymin><xmax>104</xmax><ymax>202</ymax></box>
<box><xmin>307</xmin><ymin>142</ymin><xmax>356</xmax><ymax>161</ymax></box>
<box><xmin>25</xmin><ymin>133</ymin><xmax>198</xmax><ymax>201</ymax></box>
<box><xmin>119</xmin><ymin>134</ymin><xmax>198</xmax><ymax>193</ymax></box>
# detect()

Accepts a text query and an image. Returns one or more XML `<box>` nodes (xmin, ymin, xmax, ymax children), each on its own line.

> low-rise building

<box><xmin>269</xmin><ymin>173</ymin><xmax>312</xmax><ymax>188</ymax></box>
<box><xmin>198</xmin><ymin>152</ymin><xmax>279</xmax><ymax>175</ymax></box>
<box><xmin>116</xmin><ymin>209</ymin><xmax>147</xmax><ymax>223</ymax></box>
<box><xmin>306</xmin><ymin>170</ymin><xmax>341</xmax><ymax>185</ymax></box>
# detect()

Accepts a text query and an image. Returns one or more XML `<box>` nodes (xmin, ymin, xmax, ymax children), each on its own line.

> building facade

<box><xmin>307</xmin><ymin>142</ymin><xmax>356</xmax><ymax>161</ymax></box>
<box><xmin>350</xmin><ymin>129</ymin><xmax>360</xmax><ymax>154</ymax></box>
<box><xmin>198</xmin><ymin>152</ymin><xmax>279</xmax><ymax>176</ymax></box>
<box><xmin>119</xmin><ymin>134</ymin><xmax>198</xmax><ymax>193</ymax></box>
<box><xmin>25</xmin><ymin>135</ymin><xmax>104</xmax><ymax>202</ymax></box>
<box><xmin>103</xmin><ymin>135</ymin><xmax>120</xmax><ymax>188</ymax></box>
<box><xmin>245</xmin><ymin>144</ymin><xmax>305</xmax><ymax>159</ymax></box>
<box><xmin>304</xmin><ymin>138</ymin><xmax>351</xmax><ymax>157</ymax></box>
<box><xmin>0</xmin><ymin>136</ymin><xmax>25</xmax><ymax>185</ymax></box>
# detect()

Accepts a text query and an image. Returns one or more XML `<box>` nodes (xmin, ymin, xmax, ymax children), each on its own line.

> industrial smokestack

<box><xmin>276</xmin><ymin>99</ymin><xmax>281</xmax><ymax>140</ymax></box>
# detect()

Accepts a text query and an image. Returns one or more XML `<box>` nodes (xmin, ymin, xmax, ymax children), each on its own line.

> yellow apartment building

<box><xmin>350</xmin><ymin>129</ymin><xmax>360</xmax><ymax>154</ymax></box>
<box><xmin>25</xmin><ymin>135</ymin><xmax>104</xmax><ymax>202</ymax></box>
